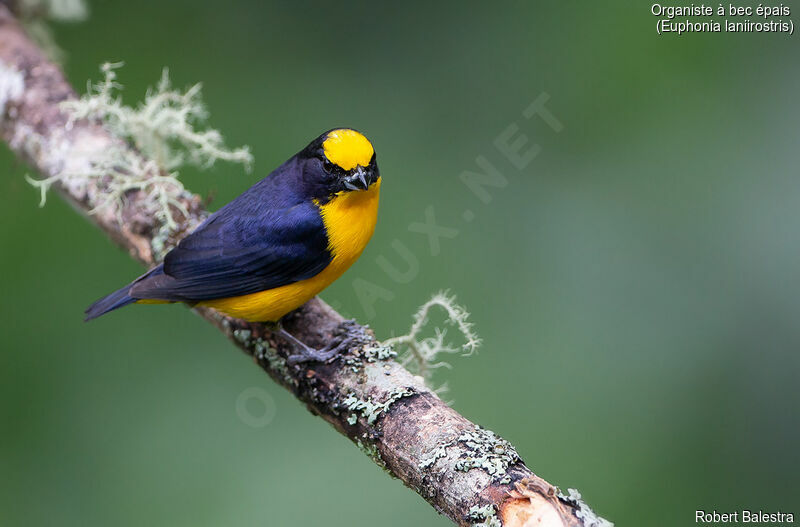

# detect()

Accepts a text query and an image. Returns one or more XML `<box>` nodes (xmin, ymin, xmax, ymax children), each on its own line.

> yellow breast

<box><xmin>199</xmin><ymin>179</ymin><xmax>381</xmax><ymax>322</ymax></box>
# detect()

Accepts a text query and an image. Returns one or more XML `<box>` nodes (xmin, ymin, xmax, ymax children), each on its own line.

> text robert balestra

<box><xmin>696</xmin><ymin>510</ymin><xmax>794</xmax><ymax>524</ymax></box>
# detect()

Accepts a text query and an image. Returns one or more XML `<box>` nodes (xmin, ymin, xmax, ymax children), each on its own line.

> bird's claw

<box><xmin>286</xmin><ymin>346</ymin><xmax>341</xmax><ymax>366</ymax></box>
<box><xmin>285</xmin><ymin>334</ymin><xmax>360</xmax><ymax>365</ymax></box>
<box><xmin>278</xmin><ymin>318</ymin><xmax>371</xmax><ymax>366</ymax></box>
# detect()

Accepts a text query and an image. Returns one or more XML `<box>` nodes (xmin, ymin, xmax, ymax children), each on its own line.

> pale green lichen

<box><xmin>455</xmin><ymin>427</ymin><xmax>519</xmax><ymax>484</ymax></box>
<box><xmin>421</xmin><ymin>425</ymin><xmax>519</xmax><ymax>484</ymax></box>
<box><xmin>343</xmin><ymin>342</ymin><xmax>397</xmax><ymax>373</ymax></box>
<box><xmin>558</xmin><ymin>488</ymin><xmax>614</xmax><ymax>527</ymax></box>
<box><xmin>19</xmin><ymin>0</ymin><xmax>88</xmax><ymax>21</ymax></box>
<box><xmin>232</xmin><ymin>328</ymin><xmax>252</xmax><ymax>345</ymax></box>
<box><xmin>26</xmin><ymin>63</ymin><xmax>252</xmax><ymax>257</ymax></box>
<box><xmin>383</xmin><ymin>291</ymin><xmax>480</xmax><ymax>388</ymax></box>
<box><xmin>150</xmin><ymin>224</ymin><xmax>184</xmax><ymax>262</ymax></box>
<box><xmin>17</xmin><ymin>0</ymin><xmax>89</xmax><ymax>63</ymax></box>
<box><xmin>468</xmin><ymin>504</ymin><xmax>502</xmax><ymax>527</ymax></box>
<box><xmin>255</xmin><ymin>340</ymin><xmax>290</xmax><ymax>385</ymax></box>
<box><xmin>230</xmin><ymin>327</ymin><xmax>292</xmax><ymax>386</ymax></box>
<box><xmin>0</xmin><ymin>62</ymin><xmax>24</xmax><ymax>119</ymax></box>
<box><xmin>62</xmin><ymin>63</ymin><xmax>253</xmax><ymax>171</ymax></box>
<box><xmin>361</xmin><ymin>343</ymin><xmax>397</xmax><ymax>362</ymax></box>
<box><xmin>419</xmin><ymin>441</ymin><xmax>450</xmax><ymax>469</ymax></box>
<box><xmin>342</xmin><ymin>386</ymin><xmax>415</xmax><ymax>425</ymax></box>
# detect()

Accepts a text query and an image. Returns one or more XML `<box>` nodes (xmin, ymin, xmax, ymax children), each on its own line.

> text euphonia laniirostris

<box><xmin>85</xmin><ymin>128</ymin><xmax>380</xmax><ymax>355</ymax></box>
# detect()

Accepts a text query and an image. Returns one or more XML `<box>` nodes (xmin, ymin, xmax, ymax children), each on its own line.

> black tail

<box><xmin>85</xmin><ymin>284</ymin><xmax>137</xmax><ymax>321</ymax></box>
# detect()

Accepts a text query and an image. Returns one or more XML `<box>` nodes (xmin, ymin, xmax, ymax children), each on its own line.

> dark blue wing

<box><xmin>129</xmin><ymin>199</ymin><xmax>331</xmax><ymax>302</ymax></box>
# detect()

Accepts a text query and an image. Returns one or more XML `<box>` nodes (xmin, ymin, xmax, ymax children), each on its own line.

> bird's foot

<box><xmin>278</xmin><ymin>319</ymin><xmax>368</xmax><ymax>366</ymax></box>
<box><xmin>286</xmin><ymin>345</ymin><xmax>341</xmax><ymax>365</ymax></box>
<box><xmin>287</xmin><ymin>337</ymin><xmax>358</xmax><ymax>366</ymax></box>
<box><xmin>276</xmin><ymin>327</ymin><xmax>343</xmax><ymax>365</ymax></box>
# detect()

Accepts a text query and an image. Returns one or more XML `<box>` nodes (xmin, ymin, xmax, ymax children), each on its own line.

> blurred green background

<box><xmin>1</xmin><ymin>2</ymin><xmax>799</xmax><ymax>525</ymax></box>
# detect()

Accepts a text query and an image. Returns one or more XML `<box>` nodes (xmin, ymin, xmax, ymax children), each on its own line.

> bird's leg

<box><xmin>264</xmin><ymin>319</ymin><xmax>367</xmax><ymax>365</ymax></box>
<box><xmin>317</xmin><ymin>319</ymin><xmax>366</xmax><ymax>356</ymax></box>
<box><xmin>283</xmin><ymin>328</ymin><xmax>343</xmax><ymax>365</ymax></box>
<box><xmin>265</xmin><ymin>321</ymin><xmax>342</xmax><ymax>365</ymax></box>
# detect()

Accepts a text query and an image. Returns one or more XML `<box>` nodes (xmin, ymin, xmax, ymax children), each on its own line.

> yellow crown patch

<box><xmin>322</xmin><ymin>129</ymin><xmax>374</xmax><ymax>171</ymax></box>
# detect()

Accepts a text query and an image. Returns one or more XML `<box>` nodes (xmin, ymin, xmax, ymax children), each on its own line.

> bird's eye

<box><xmin>322</xmin><ymin>159</ymin><xmax>334</xmax><ymax>173</ymax></box>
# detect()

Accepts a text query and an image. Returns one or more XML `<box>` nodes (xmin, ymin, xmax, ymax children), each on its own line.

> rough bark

<box><xmin>0</xmin><ymin>7</ymin><xmax>610</xmax><ymax>526</ymax></box>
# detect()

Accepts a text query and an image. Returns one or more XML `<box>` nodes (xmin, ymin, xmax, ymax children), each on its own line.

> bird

<box><xmin>85</xmin><ymin>128</ymin><xmax>381</xmax><ymax>363</ymax></box>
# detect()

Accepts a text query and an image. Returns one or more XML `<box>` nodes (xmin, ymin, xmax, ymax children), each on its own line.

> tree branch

<box><xmin>0</xmin><ymin>8</ymin><xmax>610</xmax><ymax>526</ymax></box>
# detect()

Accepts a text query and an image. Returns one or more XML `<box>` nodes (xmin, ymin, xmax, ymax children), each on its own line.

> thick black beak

<box><xmin>343</xmin><ymin>166</ymin><xmax>370</xmax><ymax>191</ymax></box>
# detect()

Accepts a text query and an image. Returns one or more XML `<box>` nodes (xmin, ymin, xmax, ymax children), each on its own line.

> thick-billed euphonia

<box><xmin>85</xmin><ymin>128</ymin><xmax>380</xmax><ymax>362</ymax></box>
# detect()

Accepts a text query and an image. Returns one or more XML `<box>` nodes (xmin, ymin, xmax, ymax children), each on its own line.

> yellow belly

<box><xmin>197</xmin><ymin>179</ymin><xmax>381</xmax><ymax>322</ymax></box>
